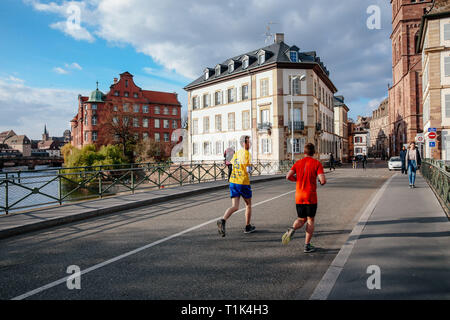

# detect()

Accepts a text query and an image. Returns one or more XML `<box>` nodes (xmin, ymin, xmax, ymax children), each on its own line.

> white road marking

<box><xmin>309</xmin><ymin>173</ymin><xmax>397</xmax><ymax>300</ymax></box>
<box><xmin>11</xmin><ymin>189</ymin><xmax>295</xmax><ymax>300</ymax></box>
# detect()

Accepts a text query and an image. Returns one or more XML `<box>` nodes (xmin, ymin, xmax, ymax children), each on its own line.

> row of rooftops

<box><xmin>185</xmin><ymin>33</ymin><xmax>331</xmax><ymax>90</ymax></box>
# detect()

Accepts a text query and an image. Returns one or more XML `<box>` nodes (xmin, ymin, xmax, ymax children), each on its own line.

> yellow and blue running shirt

<box><xmin>229</xmin><ymin>149</ymin><xmax>251</xmax><ymax>185</ymax></box>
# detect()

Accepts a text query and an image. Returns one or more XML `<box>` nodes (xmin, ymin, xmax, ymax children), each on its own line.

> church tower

<box><xmin>42</xmin><ymin>124</ymin><xmax>49</xmax><ymax>142</ymax></box>
<box><xmin>388</xmin><ymin>0</ymin><xmax>433</xmax><ymax>156</ymax></box>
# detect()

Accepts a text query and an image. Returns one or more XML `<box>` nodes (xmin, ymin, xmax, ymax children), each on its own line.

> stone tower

<box><xmin>388</xmin><ymin>0</ymin><xmax>433</xmax><ymax>156</ymax></box>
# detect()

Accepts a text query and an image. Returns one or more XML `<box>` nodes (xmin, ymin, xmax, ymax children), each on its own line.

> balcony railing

<box><xmin>288</xmin><ymin>121</ymin><xmax>304</xmax><ymax>131</ymax></box>
<box><xmin>258</xmin><ymin>122</ymin><xmax>272</xmax><ymax>131</ymax></box>
<box><xmin>316</xmin><ymin>123</ymin><xmax>322</xmax><ymax>132</ymax></box>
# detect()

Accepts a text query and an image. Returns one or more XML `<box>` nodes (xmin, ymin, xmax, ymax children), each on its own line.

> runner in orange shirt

<box><xmin>281</xmin><ymin>143</ymin><xmax>326</xmax><ymax>253</ymax></box>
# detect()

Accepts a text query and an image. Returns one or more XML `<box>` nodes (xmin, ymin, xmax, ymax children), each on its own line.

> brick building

<box><xmin>417</xmin><ymin>0</ymin><xmax>450</xmax><ymax>160</ymax></box>
<box><xmin>71</xmin><ymin>72</ymin><xmax>182</xmax><ymax>153</ymax></box>
<box><xmin>369</xmin><ymin>97</ymin><xmax>389</xmax><ymax>159</ymax></box>
<box><xmin>388</xmin><ymin>0</ymin><xmax>433</xmax><ymax>156</ymax></box>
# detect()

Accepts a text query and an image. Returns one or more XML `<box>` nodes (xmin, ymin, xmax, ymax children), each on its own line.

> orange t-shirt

<box><xmin>291</xmin><ymin>157</ymin><xmax>324</xmax><ymax>204</ymax></box>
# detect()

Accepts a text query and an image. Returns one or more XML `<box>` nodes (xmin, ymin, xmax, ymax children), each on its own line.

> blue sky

<box><xmin>0</xmin><ymin>0</ymin><xmax>392</xmax><ymax>140</ymax></box>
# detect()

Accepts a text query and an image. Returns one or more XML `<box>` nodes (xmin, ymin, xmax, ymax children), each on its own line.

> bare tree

<box><xmin>99</xmin><ymin>110</ymin><xmax>137</xmax><ymax>161</ymax></box>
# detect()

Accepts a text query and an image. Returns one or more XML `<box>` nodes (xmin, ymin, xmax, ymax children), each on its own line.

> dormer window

<box><xmin>204</xmin><ymin>69</ymin><xmax>209</xmax><ymax>80</ymax></box>
<box><xmin>133</xmin><ymin>93</ymin><xmax>138</xmax><ymax>98</ymax></box>
<box><xmin>228</xmin><ymin>61</ymin><xmax>234</xmax><ymax>72</ymax></box>
<box><xmin>124</xmin><ymin>92</ymin><xmax>129</xmax><ymax>97</ymax></box>
<box><xmin>258</xmin><ymin>51</ymin><xmax>266</xmax><ymax>65</ymax></box>
<box><xmin>242</xmin><ymin>57</ymin><xmax>249</xmax><ymax>69</ymax></box>
<box><xmin>114</xmin><ymin>91</ymin><xmax>119</xmax><ymax>96</ymax></box>
<box><xmin>290</xmin><ymin>51</ymin><xmax>298</xmax><ymax>62</ymax></box>
<box><xmin>215</xmin><ymin>65</ymin><xmax>221</xmax><ymax>76</ymax></box>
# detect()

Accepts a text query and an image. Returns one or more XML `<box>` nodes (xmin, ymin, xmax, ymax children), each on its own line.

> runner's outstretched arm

<box><xmin>286</xmin><ymin>170</ymin><xmax>297</xmax><ymax>182</ymax></box>
<box><xmin>318</xmin><ymin>174</ymin><xmax>326</xmax><ymax>185</ymax></box>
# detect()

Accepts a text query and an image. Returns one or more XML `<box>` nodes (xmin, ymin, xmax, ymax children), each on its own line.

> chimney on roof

<box><xmin>113</xmin><ymin>78</ymin><xmax>118</xmax><ymax>84</ymax></box>
<box><xmin>274</xmin><ymin>33</ymin><xmax>284</xmax><ymax>44</ymax></box>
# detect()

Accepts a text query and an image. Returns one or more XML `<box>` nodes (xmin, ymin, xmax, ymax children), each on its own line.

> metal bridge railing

<box><xmin>421</xmin><ymin>159</ymin><xmax>450</xmax><ymax>214</ymax></box>
<box><xmin>0</xmin><ymin>160</ymin><xmax>294</xmax><ymax>215</ymax></box>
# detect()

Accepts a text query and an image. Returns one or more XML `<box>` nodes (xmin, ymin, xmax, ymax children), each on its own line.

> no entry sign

<box><xmin>428</xmin><ymin>132</ymin><xmax>437</xmax><ymax>139</ymax></box>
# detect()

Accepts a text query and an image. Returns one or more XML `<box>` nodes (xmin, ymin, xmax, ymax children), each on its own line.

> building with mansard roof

<box><xmin>184</xmin><ymin>33</ymin><xmax>338</xmax><ymax>163</ymax></box>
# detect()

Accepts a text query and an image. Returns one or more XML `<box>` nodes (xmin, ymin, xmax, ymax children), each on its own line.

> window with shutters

<box><xmin>203</xmin><ymin>117</ymin><xmax>210</xmax><ymax>133</ymax></box>
<box><xmin>227</xmin><ymin>88</ymin><xmax>236</xmax><ymax>103</ymax></box>
<box><xmin>260</xmin><ymin>79</ymin><xmax>269</xmax><ymax>97</ymax></box>
<box><xmin>215</xmin><ymin>115</ymin><xmax>222</xmax><ymax>132</ymax></box>
<box><xmin>193</xmin><ymin>119</ymin><xmax>199</xmax><ymax>135</ymax></box>
<box><xmin>445</xmin><ymin>24</ymin><xmax>450</xmax><ymax>41</ymax></box>
<box><xmin>203</xmin><ymin>94</ymin><xmax>210</xmax><ymax>108</ymax></box>
<box><xmin>261</xmin><ymin>138</ymin><xmax>271</xmax><ymax>154</ymax></box>
<box><xmin>215</xmin><ymin>91</ymin><xmax>222</xmax><ymax>105</ymax></box>
<box><xmin>228</xmin><ymin>113</ymin><xmax>235</xmax><ymax>131</ymax></box>
<box><xmin>445</xmin><ymin>95</ymin><xmax>450</xmax><ymax>118</ymax></box>
<box><xmin>242</xmin><ymin>85</ymin><xmax>249</xmax><ymax>100</ymax></box>
<box><xmin>242</xmin><ymin>111</ymin><xmax>250</xmax><ymax>130</ymax></box>
<box><xmin>445</xmin><ymin>57</ymin><xmax>450</xmax><ymax>77</ymax></box>
<box><xmin>216</xmin><ymin>141</ymin><xmax>223</xmax><ymax>155</ymax></box>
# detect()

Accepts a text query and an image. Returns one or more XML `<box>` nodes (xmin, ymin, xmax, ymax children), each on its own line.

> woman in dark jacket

<box><xmin>405</xmin><ymin>142</ymin><xmax>421</xmax><ymax>188</ymax></box>
<box><xmin>399</xmin><ymin>146</ymin><xmax>407</xmax><ymax>175</ymax></box>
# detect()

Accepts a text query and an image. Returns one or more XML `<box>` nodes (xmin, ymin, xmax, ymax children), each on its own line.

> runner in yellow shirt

<box><xmin>217</xmin><ymin>136</ymin><xmax>255</xmax><ymax>237</ymax></box>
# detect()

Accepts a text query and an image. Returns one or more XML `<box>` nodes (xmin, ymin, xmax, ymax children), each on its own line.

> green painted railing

<box><xmin>421</xmin><ymin>159</ymin><xmax>450</xmax><ymax>214</ymax></box>
<box><xmin>0</xmin><ymin>160</ymin><xmax>294</xmax><ymax>214</ymax></box>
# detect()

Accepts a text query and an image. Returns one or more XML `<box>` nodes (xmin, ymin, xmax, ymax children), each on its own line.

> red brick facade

<box><xmin>388</xmin><ymin>0</ymin><xmax>432</xmax><ymax>156</ymax></box>
<box><xmin>71</xmin><ymin>72</ymin><xmax>182</xmax><ymax>151</ymax></box>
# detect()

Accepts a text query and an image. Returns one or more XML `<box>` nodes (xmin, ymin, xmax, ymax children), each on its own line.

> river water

<box><xmin>0</xmin><ymin>165</ymin><xmax>61</xmax><ymax>214</ymax></box>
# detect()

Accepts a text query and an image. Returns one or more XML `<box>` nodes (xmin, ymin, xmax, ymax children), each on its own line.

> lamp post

<box><xmin>290</xmin><ymin>74</ymin><xmax>306</xmax><ymax>161</ymax></box>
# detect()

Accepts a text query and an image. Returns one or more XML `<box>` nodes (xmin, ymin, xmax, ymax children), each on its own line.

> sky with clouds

<box><xmin>0</xmin><ymin>0</ymin><xmax>392</xmax><ymax>140</ymax></box>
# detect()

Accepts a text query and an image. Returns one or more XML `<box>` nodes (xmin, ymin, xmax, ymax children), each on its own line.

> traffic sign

<box><xmin>428</xmin><ymin>132</ymin><xmax>437</xmax><ymax>139</ymax></box>
<box><xmin>416</xmin><ymin>134</ymin><xmax>424</xmax><ymax>143</ymax></box>
<box><xmin>429</xmin><ymin>141</ymin><xmax>436</xmax><ymax>148</ymax></box>
<box><xmin>428</xmin><ymin>128</ymin><xmax>437</xmax><ymax>132</ymax></box>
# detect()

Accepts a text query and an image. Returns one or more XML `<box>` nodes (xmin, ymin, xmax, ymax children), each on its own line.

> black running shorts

<box><xmin>296</xmin><ymin>204</ymin><xmax>318</xmax><ymax>218</ymax></box>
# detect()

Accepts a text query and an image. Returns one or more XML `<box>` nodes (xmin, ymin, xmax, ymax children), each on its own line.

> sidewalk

<box><xmin>0</xmin><ymin>175</ymin><xmax>284</xmax><ymax>240</ymax></box>
<box><xmin>313</xmin><ymin>173</ymin><xmax>450</xmax><ymax>300</ymax></box>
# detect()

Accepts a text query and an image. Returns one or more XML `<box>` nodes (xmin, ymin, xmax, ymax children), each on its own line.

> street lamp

<box><xmin>291</xmin><ymin>74</ymin><xmax>306</xmax><ymax>161</ymax></box>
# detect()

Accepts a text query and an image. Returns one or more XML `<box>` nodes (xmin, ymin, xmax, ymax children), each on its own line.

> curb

<box><xmin>0</xmin><ymin>175</ymin><xmax>285</xmax><ymax>240</ymax></box>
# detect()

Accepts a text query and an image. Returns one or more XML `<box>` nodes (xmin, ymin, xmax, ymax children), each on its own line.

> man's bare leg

<box><xmin>223</xmin><ymin>197</ymin><xmax>240</xmax><ymax>220</ymax></box>
<box><xmin>243</xmin><ymin>197</ymin><xmax>252</xmax><ymax>226</ymax></box>
<box><xmin>305</xmin><ymin>217</ymin><xmax>315</xmax><ymax>244</ymax></box>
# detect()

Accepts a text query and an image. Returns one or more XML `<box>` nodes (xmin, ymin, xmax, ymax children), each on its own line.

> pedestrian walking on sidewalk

<box><xmin>217</xmin><ymin>136</ymin><xmax>255</xmax><ymax>237</ymax></box>
<box><xmin>352</xmin><ymin>156</ymin><xmax>357</xmax><ymax>169</ymax></box>
<box><xmin>281</xmin><ymin>143</ymin><xmax>326</xmax><ymax>253</ymax></box>
<box><xmin>406</xmin><ymin>142</ymin><xmax>421</xmax><ymax>188</ymax></box>
<box><xmin>223</xmin><ymin>147</ymin><xmax>235</xmax><ymax>181</ymax></box>
<box><xmin>362</xmin><ymin>155</ymin><xmax>367</xmax><ymax>170</ymax></box>
<box><xmin>400</xmin><ymin>146</ymin><xmax>407</xmax><ymax>175</ymax></box>
<box><xmin>329</xmin><ymin>153</ymin><xmax>335</xmax><ymax>171</ymax></box>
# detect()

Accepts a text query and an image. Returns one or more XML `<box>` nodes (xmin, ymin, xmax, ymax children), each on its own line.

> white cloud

<box><xmin>26</xmin><ymin>0</ymin><xmax>393</xmax><ymax>117</ymax></box>
<box><xmin>65</xmin><ymin>62</ymin><xmax>83</xmax><ymax>70</ymax></box>
<box><xmin>0</xmin><ymin>76</ymin><xmax>87</xmax><ymax>140</ymax></box>
<box><xmin>53</xmin><ymin>67</ymin><xmax>69</xmax><ymax>74</ymax></box>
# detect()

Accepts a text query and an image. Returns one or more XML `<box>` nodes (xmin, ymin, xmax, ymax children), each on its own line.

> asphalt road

<box><xmin>0</xmin><ymin>164</ymin><xmax>393</xmax><ymax>300</ymax></box>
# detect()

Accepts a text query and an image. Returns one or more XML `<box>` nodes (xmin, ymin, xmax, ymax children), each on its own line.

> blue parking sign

<box><xmin>428</xmin><ymin>128</ymin><xmax>437</xmax><ymax>132</ymax></box>
<box><xmin>429</xmin><ymin>141</ymin><xmax>436</xmax><ymax>147</ymax></box>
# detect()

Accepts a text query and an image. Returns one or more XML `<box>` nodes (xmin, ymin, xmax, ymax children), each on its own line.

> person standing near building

<box><xmin>362</xmin><ymin>155</ymin><xmax>367</xmax><ymax>170</ymax></box>
<box><xmin>217</xmin><ymin>136</ymin><xmax>255</xmax><ymax>237</ymax></box>
<box><xmin>400</xmin><ymin>146</ymin><xmax>407</xmax><ymax>175</ymax></box>
<box><xmin>405</xmin><ymin>142</ymin><xmax>421</xmax><ymax>188</ymax></box>
<box><xmin>352</xmin><ymin>156</ymin><xmax>357</xmax><ymax>169</ymax></box>
<box><xmin>281</xmin><ymin>143</ymin><xmax>326</xmax><ymax>253</ymax></box>
<box><xmin>223</xmin><ymin>147</ymin><xmax>235</xmax><ymax>181</ymax></box>
<box><xmin>329</xmin><ymin>153</ymin><xmax>335</xmax><ymax>171</ymax></box>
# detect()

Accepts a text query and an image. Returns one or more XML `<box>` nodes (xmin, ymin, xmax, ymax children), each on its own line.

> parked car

<box><xmin>388</xmin><ymin>157</ymin><xmax>402</xmax><ymax>171</ymax></box>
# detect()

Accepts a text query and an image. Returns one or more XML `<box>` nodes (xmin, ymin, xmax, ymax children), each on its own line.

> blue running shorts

<box><xmin>229</xmin><ymin>183</ymin><xmax>252</xmax><ymax>199</ymax></box>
